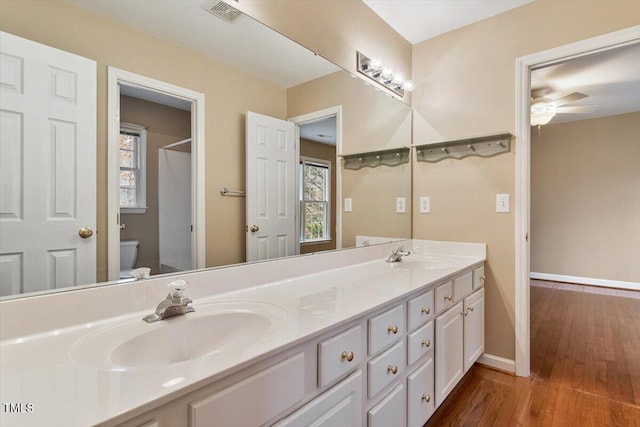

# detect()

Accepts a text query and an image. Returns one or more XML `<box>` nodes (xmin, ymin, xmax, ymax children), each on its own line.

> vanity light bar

<box><xmin>340</xmin><ymin>147</ymin><xmax>410</xmax><ymax>170</ymax></box>
<box><xmin>415</xmin><ymin>133</ymin><xmax>511</xmax><ymax>163</ymax></box>
<box><xmin>356</xmin><ymin>51</ymin><xmax>414</xmax><ymax>97</ymax></box>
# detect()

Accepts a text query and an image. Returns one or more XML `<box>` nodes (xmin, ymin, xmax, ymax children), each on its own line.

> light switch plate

<box><xmin>344</xmin><ymin>198</ymin><xmax>352</xmax><ymax>212</ymax></box>
<box><xmin>496</xmin><ymin>194</ymin><xmax>510</xmax><ymax>213</ymax></box>
<box><xmin>419</xmin><ymin>196</ymin><xmax>431</xmax><ymax>213</ymax></box>
<box><xmin>396</xmin><ymin>197</ymin><xmax>406</xmax><ymax>213</ymax></box>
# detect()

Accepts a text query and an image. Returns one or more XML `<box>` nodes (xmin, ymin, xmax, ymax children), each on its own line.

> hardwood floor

<box><xmin>425</xmin><ymin>280</ymin><xmax>640</xmax><ymax>426</ymax></box>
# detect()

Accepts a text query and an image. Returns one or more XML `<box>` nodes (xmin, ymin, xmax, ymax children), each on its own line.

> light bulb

<box><xmin>370</xmin><ymin>58</ymin><xmax>383</xmax><ymax>71</ymax></box>
<box><xmin>402</xmin><ymin>80</ymin><xmax>415</xmax><ymax>92</ymax></box>
<box><xmin>392</xmin><ymin>73</ymin><xmax>406</xmax><ymax>85</ymax></box>
<box><xmin>382</xmin><ymin>67</ymin><xmax>394</xmax><ymax>79</ymax></box>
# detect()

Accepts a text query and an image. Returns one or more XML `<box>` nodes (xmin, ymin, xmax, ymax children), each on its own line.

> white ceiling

<box><xmin>300</xmin><ymin>116</ymin><xmax>337</xmax><ymax>146</ymax></box>
<box><xmin>362</xmin><ymin>0</ymin><xmax>533</xmax><ymax>45</ymax></box>
<box><xmin>120</xmin><ymin>85</ymin><xmax>192</xmax><ymax>111</ymax></box>
<box><xmin>531</xmin><ymin>43</ymin><xmax>640</xmax><ymax>124</ymax></box>
<box><xmin>66</xmin><ymin>0</ymin><xmax>340</xmax><ymax>88</ymax></box>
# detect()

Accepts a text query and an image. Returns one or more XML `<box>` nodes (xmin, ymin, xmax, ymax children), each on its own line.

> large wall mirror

<box><xmin>0</xmin><ymin>0</ymin><xmax>412</xmax><ymax>299</ymax></box>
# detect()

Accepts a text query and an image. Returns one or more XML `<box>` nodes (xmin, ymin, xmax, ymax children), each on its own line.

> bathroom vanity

<box><xmin>0</xmin><ymin>240</ymin><xmax>485</xmax><ymax>427</ymax></box>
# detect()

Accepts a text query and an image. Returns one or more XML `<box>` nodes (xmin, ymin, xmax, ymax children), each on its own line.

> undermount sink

<box><xmin>69</xmin><ymin>301</ymin><xmax>287</xmax><ymax>370</ymax></box>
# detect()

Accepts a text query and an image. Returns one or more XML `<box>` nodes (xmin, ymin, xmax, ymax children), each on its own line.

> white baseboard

<box><xmin>530</xmin><ymin>272</ymin><xmax>640</xmax><ymax>291</ymax></box>
<box><xmin>476</xmin><ymin>353</ymin><xmax>516</xmax><ymax>374</ymax></box>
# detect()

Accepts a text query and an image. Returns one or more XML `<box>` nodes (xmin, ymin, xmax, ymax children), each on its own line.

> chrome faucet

<box><xmin>386</xmin><ymin>245</ymin><xmax>412</xmax><ymax>263</ymax></box>
<box><xmin>143</xmin><ymin>279</ymin><xmax>195</xmax><ymax>323</ymax></box>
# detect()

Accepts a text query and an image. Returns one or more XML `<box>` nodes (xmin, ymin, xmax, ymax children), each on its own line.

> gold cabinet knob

<box><xmin>388</xmin><ymin>325</ymin><xmax>399</xmax><ymax>334</ymax></box>
<box><xmin>387</xmin><ymin>365</ymin><xmax>398</xmax><ymax>374</ymax></box>
<box><xmin>444</xmin><ymin>295</ymin><xmax>452</xmax><ymax>301</ymax></box>
<box><xmin>341</xmin><ymin>351</ymin><xmax>354</xmax><ymax>362</ymax></box>
<box><xmin>249</xmin><ymin>225</ymin><xmax>259</xmax><ymax>232</ymax></box>
<box><xmin>78</xmin><ymin>227</ymin><xmax>94</xmax><ymax>239</ymax></box>
<box><xmin>468</xmin><ymin>306</ymin><xmax>475</xmax><ymax>312</ymax></box>
<box><xmin>421</xmin><ymin>307</ymin><xmax>430</xmax><ymax>315</ymax></box>
<box><xmin>421</xmin><ymin>339</ymin><xmax>431</xmax><ymax>347</ymax></box>
<box><xmin>480</xmin><ymin>275</ymin><xmax>486</xmax><ymax>281</ymax></box>
<box><xmin>422</xmin><ymin>394</ymin><xmax>431</xmax><ymax>403</ymax></box>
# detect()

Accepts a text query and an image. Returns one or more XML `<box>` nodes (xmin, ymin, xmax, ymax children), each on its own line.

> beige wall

<box><xmin>119</xmin><ymin>96</ymin><xmax>191</xmax><ymax>274</ymax></box>
<box><xmin>411</xmin><ymin>1</ymin><xmax>640</xmax><ymax>360</ymax></box>
<box><xmin>236</xmin><ymin>0</ymin><xmax>412</xmax><ymax>104</ymax></box>
<box><xmin>299</xmin><ymin>139</ymin><xmax>337</xmax><ymax>254</ymax></box>
<box><xmin>0</xmin><ymin>0</ymin><xmax>287</xmax><ymax>280</ymax></box>
<box><xmin>287</xmin><ymin>71</ymin><xmax>412</xmax><ymax>247</ymax></box>
<box><xmin>531</xmin><ymin>112</ymin><xmax>640</xmax><ymax>283</ymax></box>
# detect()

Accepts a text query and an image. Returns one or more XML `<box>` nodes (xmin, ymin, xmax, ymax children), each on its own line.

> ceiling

<box><xmin>300</xmin><ymin>117</ymin><xmax>337</xmax><ymax>146</ymax></box>
<box><xmin>362</xmin><ymin>0</ymin><xmax>533</xmax><ymax>45</ymax></box>
<box><xmin>120</xmin><ymin>84</ymin><xmax>192</xmax><ymax>111</ymax></box>
<box><xmin>66</xmin><ymin>0</ymin><xmax>340</xmax><ymax>88</ymax></box>
<box><xmin>531</xmin><ymin>43</ymin><xmax>640</xmax><ymax>124</ymax></box>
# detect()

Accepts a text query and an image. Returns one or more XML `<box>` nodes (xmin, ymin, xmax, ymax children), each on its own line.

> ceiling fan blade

<box><xmin>551</xmin><ymin>92</ymin><xmax>588</xmax><ymax>106</ymax></box>
<box><xmin>555</xmin><ymin>105</ymin><xmax>599</xmax><ymax>114</ymax></box>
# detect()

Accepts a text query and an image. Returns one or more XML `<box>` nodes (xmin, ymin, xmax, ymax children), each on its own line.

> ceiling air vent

<box><xmin>207</xmin><ymin>1</ymin><xmax>243</xmax><ymax>23</ymax></box>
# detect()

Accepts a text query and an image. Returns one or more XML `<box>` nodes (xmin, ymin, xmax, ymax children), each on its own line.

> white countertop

<box><xmin>0</xmin><ymin>240</ymin><xmax>485</xmax><ymax>427</ymax></box>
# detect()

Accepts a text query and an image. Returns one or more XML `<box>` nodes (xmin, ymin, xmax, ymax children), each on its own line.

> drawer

<box><xmin>318</xmin><ymin>325</ymin><xmax>362</xmax><ymax>387</ymax></box>
<box><xmin>368</xmin><ymin>341</ymin><xmax>404</xmax><ymax>398</ymax></box>
<box><xmin>407</xmin><ymin>320</ymin><xmax>434</xmax><ymax>366</ymax></box>
<box><xmin>274</xmin><ymin>370</ymin><xmax>362</xmax><ymax>427</ymax></box>
<box><xmin>368</xmin><ymin>384</ymin><xmax>404</xmax><ymax>427</ymax></box>
<box><xmin>189</xmin><ymin>353</ymin><xmax>304</xmax><ymax>427</ymax></box>
<box><xmin>407</xmin><ymin>356</ymin><xmax>435</xmax><ymax>427</ymax></box>
<box><xmin>453</xmin><ymin>271</ymin><xmax>473</xmax><ymax>303</ymax></box>
<box><xmin>435</xmin><ymin>281</ymin><xmax>453</xmax><ymax>314</ymax></box>
<box><xmin>473</xmin><ymin>265</ymin><xmax>485</xmax><ymax>290</ymax></box>
<box><xmin>368</xmin><ymin>304</ymin><xmax>404</xmax><ymax>356</ymax></box>
<box><xmin>407</xmin><ymin>290</ymin><xmax>434</xmax><ymax>331</ymax></box>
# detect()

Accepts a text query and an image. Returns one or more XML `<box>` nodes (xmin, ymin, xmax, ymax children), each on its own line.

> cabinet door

<box><xmin>368</xmin><ymin>384</ymin><xmax>404</xmax><ymax>427</ymax></box>
<box><xmin>464</xmin><ymin>288</ymin><xmax>485</xmax><ymax>373</ymax></box>
<box><xmin>274</xmin><ymin>370</ymin><xmax>362</xmax><ymax>427</ymax></box>
<box><xmin>435</xmin><ymin>302</ymin><xmax>464</xmax><ymax>408</ymax></box>
<box><xmin>407</xmin><ymin>356</ymin><xmax>434</xmax><ymax>427</ymax></box>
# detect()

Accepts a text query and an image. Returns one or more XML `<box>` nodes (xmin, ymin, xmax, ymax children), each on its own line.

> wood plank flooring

<box><xmin>425</xmin><ymin>280</ymin><xmax>640</xmax><ymax>426</ymax></box>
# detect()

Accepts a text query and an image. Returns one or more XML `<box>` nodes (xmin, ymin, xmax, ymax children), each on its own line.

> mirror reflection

<box><xmin>0</xmin><ymin>0</ymin><xmax>412</xmax><ymax>299</ymax></box>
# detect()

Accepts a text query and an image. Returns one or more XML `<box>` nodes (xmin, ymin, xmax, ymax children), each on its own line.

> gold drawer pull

<box><xmin>341</xmin><ymin>351</ymin><xmax>354</xmax><ymax>362</ymax></box>
<box><xmin>388</xmin><ymin>325</ymin><xmax>399</xmax><ymax>334</ymax></box>
<box><xmin>421</xmin><ymin>339</ymin><xmax>431</xmax><ymax>347</ymax></box>
<box><xmin>422</xmin><ymin>394</ymin><xmax>431</xmax><ymax>403</ymax></box>
<box><xmin>480</xmin><ymin>275</ymin><xmax>486</xmax><ymax>281</ymax></box>
<box><xmin>444</xmin><ymin>295</ymin><xmax>452</xmax><ymax>301</ymax></box>
<box><xmin>387</xmin><ymin>365</ymin><xmax>398</xmax><ymax>374</ymax></box>
<box><xmin>421</xmin><ymin>307</ymin><xmax>430</xmax><ymax>315</ymax></box>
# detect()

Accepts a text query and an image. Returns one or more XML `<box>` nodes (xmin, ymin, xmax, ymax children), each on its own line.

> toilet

<box><xmin>120</xmin><ymin>240</ymin><xmax>139</xmax><ymax>279</ymax></box>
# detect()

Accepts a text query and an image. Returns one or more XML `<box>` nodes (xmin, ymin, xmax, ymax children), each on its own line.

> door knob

<box><xmin>78</xmin><ymin>227</ymin><xmax>94</xmax><ymax>238</ymax></box>
<box><xmin>250</xmin><ymin>225</ymin><xmax>259</xmax><ymax>232</ymax></box>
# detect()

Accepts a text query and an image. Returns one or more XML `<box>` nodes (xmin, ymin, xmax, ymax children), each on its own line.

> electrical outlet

<box><xmin>396</xmin><ymin>197</ymin><xmax>406</xmax><ymax>213</ymax></box>
<box><xmin>419</xmin><ymin>196</ymin><xmax>431</xmax><ymax>213</ymax></box>
<box><xmin>496</xmin><ymin>194</ymin><xmax>510</xmax><ymax>213</ymax></box>
<box><xmin>344</xmin><ymin>198</ymin><xmax>352</xmax><ymax>212</ymax></box>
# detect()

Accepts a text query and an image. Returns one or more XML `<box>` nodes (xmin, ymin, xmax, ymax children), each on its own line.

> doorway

<box><xmin>289</xmin><ymin>106</ymin><xmax>343</xmax><ymax>252</ymax></box>
<box><xmin>107</xmin><ymin>67</ymin><xmax>205</xmax><ymax>281</ymax></box>
<box><xmin>514</xmin><ymin>25</ymin><xmax>640</xmax><ymax>377</ymax></box>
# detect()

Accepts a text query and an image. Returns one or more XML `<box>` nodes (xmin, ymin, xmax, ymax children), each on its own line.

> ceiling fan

<box><xmin>530</xmin><ymin>88</ymin><xmax>598</xmax><ymax>127</ymax></box>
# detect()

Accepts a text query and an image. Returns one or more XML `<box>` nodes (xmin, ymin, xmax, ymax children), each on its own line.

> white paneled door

<box><xmin>0</xmin><ymin>32</ymin><xmax>96</xmax><ymax>296</ymax></box>
<box><xmin>245</xmin><ymin>111</ymin><xmax>296</xmax><ymax>262</ymax></box>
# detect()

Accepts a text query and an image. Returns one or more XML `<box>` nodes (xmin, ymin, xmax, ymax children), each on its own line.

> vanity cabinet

<box><xmin>434</xmin><ymin>267</ymin><xmax>485</xmax><ymax>408</ymax></box>
<box><xmin>117</xmin><ymin>262</ymin><xmax>485</xmax><ymax>427</ymax></box>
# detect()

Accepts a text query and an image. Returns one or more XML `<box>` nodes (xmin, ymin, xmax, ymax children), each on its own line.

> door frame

<box><xmin>288</xmin><ymin>106</ymin><xmax>343</xmax><ymax>250</ymax></box>
<box><xmin>107</xmin><ymin>67</ymin><xmax>206</xmax><ymax>281</ymax></box>
<box><xmin>514</xmin><ymin>25</ymin><xmax>640</xmax><ymax>377</ymax></box>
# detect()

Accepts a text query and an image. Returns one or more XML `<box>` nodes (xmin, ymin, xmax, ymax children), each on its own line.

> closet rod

<box><xmin>160</xmin><ymin>137</ymin><xmax>192</xmax><ymax>150</ymax></box>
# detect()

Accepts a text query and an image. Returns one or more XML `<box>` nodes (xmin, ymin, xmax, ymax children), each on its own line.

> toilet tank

<box><xmin>120</xmin><ymin>240</ymin><xmax>139</xmax><ymax>269</ymax></box>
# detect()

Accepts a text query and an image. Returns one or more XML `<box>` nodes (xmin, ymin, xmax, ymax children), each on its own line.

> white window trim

<box><xmin>119</xmin><ymin>122</ymin><xmax>147</xmax><ymax>214</ymax></box>
<box><xmin>299</xmin><ymin>155</ymin><xmax>331</xmax><ymax>243</ymax></box>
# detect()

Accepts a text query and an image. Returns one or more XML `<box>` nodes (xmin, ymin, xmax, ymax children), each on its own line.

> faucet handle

<box><xmin>167</xmin><ymin>279</ymin><xmax>188</xmax><ymax>298</ymax></box>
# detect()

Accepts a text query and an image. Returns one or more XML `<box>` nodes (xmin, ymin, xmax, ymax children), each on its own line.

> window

<box><xmin>119</xmin><ymin>123</ymin><xmax>147</xmax><ymax>213</ymax></box>
<box><xmin>300</xmin><ymin>157</ymin><xmax>330</xmax><ymax>242</ymax></box>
